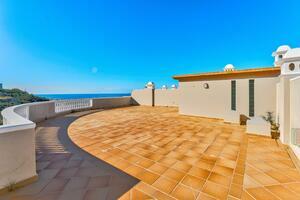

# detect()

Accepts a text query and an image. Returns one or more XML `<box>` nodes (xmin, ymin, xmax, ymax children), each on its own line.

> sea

<box><xmin>36</xmin><ymin>93</ymin><xmax>131</xmax><ymax>100</ymax></box>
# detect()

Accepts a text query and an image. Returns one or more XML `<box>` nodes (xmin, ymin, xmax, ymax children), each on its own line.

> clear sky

<box><xmin>0</xmin><ymin>0</ymin><xmax>300</xmax><ymax>94</ymax></box>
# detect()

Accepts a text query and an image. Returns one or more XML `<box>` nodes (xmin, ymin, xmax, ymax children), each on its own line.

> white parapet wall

<box><xmin>0</xmin><ymin>104</ymin><xmax>38</xmax><ymax>190</ymax></box>
<box><xmin>155</xmin><ymin>89</ymin><xmax>179</xmax><ymax>106</ymax></box>
<box><xmin>0</xmin><ymin>96</ymin><xmax>134</xmax><ymax>191</ymax></box>
<box><xmin>246</xmin><ymin>117</ymin><xmax>271</xmax><ymax>136</ymax></box>
<box><xmin>92</xmin><ymin>96</ymin><xmax>133</xmax><ymax>109</ymax></box>
<box><xmin>131</xmin><ymin>89</ymin><xmax>153</xmax><ymax>106</ymax></box>
<box><xmin>131</xmin><ymin>88</ymin><xmax>179</xmax><ymax>107</ymax></box>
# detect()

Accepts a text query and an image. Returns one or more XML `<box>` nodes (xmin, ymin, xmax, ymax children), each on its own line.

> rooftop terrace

<box><xmin>1</xmin><ymin>106</ymin><xmax>300</xmax><ymax>200</ymax></box>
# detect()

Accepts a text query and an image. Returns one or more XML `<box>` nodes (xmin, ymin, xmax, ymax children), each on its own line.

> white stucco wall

<box><xmin>179</xmin><ymin>77</ymin><xmax>279</xmax><ymax>121</ymax></box>
<box><xmin>0</xmin><ymin>128</ymin><xmax>36</xmax><ymax>189</ymax></box>
<box><xmin>92</xmin><ymin>97</ymin><xmax>132</xmax><ymax>109</ymax></box>
<box><xmin>29</xmin><ymin>101</ymin><xmax>56</xmax><ymax>122</ymax></box>
<box><xmin>179</xmin><ymin>80</ymin><xmax>230</xmax><ymax>119</ymax></box>
<box><xmin>131</xmin><ymin>89</ymin><xmax>153</xmax><ymax>106</ymax></box>
<box><xmin>289</xmin><ymin>76</ymin><xmax>300</xmax><ymax>159</ymax></box>
<box><xmin>155</xmin><ymin>89</ymin><xmax>179</xmax><ymax>106</ymax></box>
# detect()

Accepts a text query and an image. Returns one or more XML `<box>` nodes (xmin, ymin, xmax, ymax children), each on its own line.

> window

<box><xmin>289</xmin><ymin>63</ymin><xmax>295</xmax><ymax>71</ymax></box>
<box><xmin>278</xmin><ymin>55</ymin><xmax>283</xmax><ymax>60</ymax></box>
<box><xmin>231</xmin><ymin>80</ymin><xmax>236</xmax><ymax>111</ymax></box>
<box><xmin>249</xmin><ymin>80</ymin><xmax>255</xmax><ymax>117</ymax></box>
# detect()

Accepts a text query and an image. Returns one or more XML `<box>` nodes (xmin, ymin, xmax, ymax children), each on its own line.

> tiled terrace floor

<box><xmin>68</xmin><ymin>106</ymin><xmax>248</xmax><ymax>199</ymax></box>
<box><xmin>243</xmin><ymin>135</ymin><xmax>300</xmax><ymax>200</ymax></box>
<box><xmin>1</xmin><ymin>111</ymin><xmax>138</xmax><ymax>200</ymax></box>
<box><xmin>68</xmin><ymin>106</ymin><xmax>300</xmax><ymax>200</ymax></box>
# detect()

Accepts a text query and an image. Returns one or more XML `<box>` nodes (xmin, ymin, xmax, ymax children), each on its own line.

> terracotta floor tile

<box><xmin>232</xmin><ymin>174</ymin><xmax>244</xmax><ymax>185</ymax></box>
<box><xmin>248</xmin><ymin>172</ymin><xmax>279</xmax><ymax>186</ymax></box>
<box><xmin>158</xmin><ymin>157</ymin><xmax>177</xmax><ymax>167</ymax></box>
<box><xmin>136</xmin><ymin>170</ymin><xmax>160</xmax><ymax>185</ymax></box>
<box><xmin>171</xmin><ymin>184</ymin><xmax>199</xmax><ymax>200</ymax></box>
<box><xmin>113</xmin><ymin>160</ymin><xmax>132</xmax><ymax>170</ymax></box>
<box><xmin>181</xmin><ymin>174</ymin><xmax>206</xmax><ymax>190</ymax></box>
<box><xmin>229</xmin><ymin>183</ymin><xmax>243</xmax><ymax>199</ymax></box>
<box><xmin>194</xmin><ymin>160</ymin><xmax>215</xmax><ymax>171</ymax></box>
<box><xmin>216</xmin><ymin>158</ymin><xmax>236</xmax><ymax>169</ymax></box>
<box><xmin>136</xmin><ymin>158</ymin><xmax>155</xmax><ymax>168</ymax></box>
<box><xmin>202</xmin><ymin>181</ymin><xmax>229</xmax><ymax>200</ymax></box>
<box><xmin>265</xmin><ymin>170</ymin><xmax>294</xmax><ymax>183</ymax></box>
<box><xmin>188</xmin><ymin>167</ymin><xmax>211</xmax><ymax>180</ymax></box>
<box><xmin>131</xmin><ymin>189</ymin><xmax>154</xmax><ymax>199</ymax></box>
<box><xmin>246</xmin><ymin>187</ymin><xmax>280</xmax><ymax>200</ymax></box>
<box><xmin>135</xmin><ymin>182</ymin><xmax>158</xmax><ymax>197</ymax></box>
<box><xmin>208</xmin><ymin>172</ymin><xmax>231</xmax><ymax>187</ymax></box>
<box><xmin>212</xmin><ymin>165</ymin><xmax>234</xmax><ymax>177</ymax></box>
<box><xmin>162</xmin><ymin>168</ymin><xmax>185</xmax><ymax>182</ymax></box>
<box><xmin>284</xmin><ymin>182</ymin><xmax>300</xmax><ymax>194</ymax></box>
<box><xmin>241</xmin><ymin>190</ymin><xmax>256</xmax><ymax>200</ymax></box>
<box><xmin>172</xmin><ymin>161</ymin><xmax>192</xmax><ymax>173</ymax></box>
<box><xmin>152</xmin><ymin>176</ymin><xmax>178</xmax><ymax>194</ymax></box>
<box><xmin>125</xmin><ymin>165</ymin><xmax>144</xmax><ymax>177</ymax></box>
<box><xmin>148</xmin><ymin>163</ymin><xmax>168</xmax><ymax>175</ymax></box>
<box><xmin>118</xmin><ymin>190</ymin><xmax>130</xmax><ymax>200</ymax></box>
<box><xmin>152</xmin><ymin>191</ymin><xmax>175</xmax><ymax>200</ymax></box>
<box><xmin>197</xmin><ymin>192</ymin><xmax>217</xmax><ymax>200</ymax></box>
<box><xmin>266</xmin><ymin>185</ymin><xmax>300</xmax><ymax>200</ymax></box>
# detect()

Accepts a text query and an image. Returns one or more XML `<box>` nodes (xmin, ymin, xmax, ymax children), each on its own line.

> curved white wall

<box><xmin>0</xmin><ymin>97</ymin><xmax>133</xmax><ymax>191</ymax></box>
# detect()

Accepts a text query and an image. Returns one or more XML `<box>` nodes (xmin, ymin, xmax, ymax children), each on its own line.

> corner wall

<box><xmin>131</xmin><ymin>89</ymin><xmax>153</xmax><ymax>106</ymax></box>
<box><xmin>131</xmin><ymin>89</ymin><xmax>178</xmax><ymax>107</ymax></box>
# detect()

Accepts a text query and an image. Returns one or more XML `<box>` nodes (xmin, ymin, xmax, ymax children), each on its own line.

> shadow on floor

<box><xmin>1</xmin><ymin>110</ymin><xmax>138</xmax><ymax>200</ymax></box>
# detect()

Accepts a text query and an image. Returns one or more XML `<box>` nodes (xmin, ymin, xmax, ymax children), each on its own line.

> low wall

<box><xmin>29</xmin><ymin>101</ymin><xmax>56</xmax><ymax>123</ymax></box>
<box><xmin>131</xmin><ymin>89</ymin><xmax>178</xmax><ymax>107</ymax></box>
<box><xmin>0</xmin><ymin>96</ymin><xmax>134</xmax><ymax>191</ymax></box>
<box><xmin>0</xmin><ymin>128</ymin><xmax>36</xmax><ymax>190</ymax></box>
<box><xmin>155</xmin><ymin>89</ymin><xmax>179</xmax><ymax>106</ymax></box>
<box><xmin>131</xmin><ymin>89</ymin><xmax>153</xmax><ymax>106</ymax></box>
<box><xmin>92</xmin><ymin>97</ymin><xmax>133</xmax><ymax>109</ymax></box>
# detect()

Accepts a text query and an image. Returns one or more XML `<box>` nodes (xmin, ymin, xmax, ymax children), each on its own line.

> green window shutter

<box><xmin>249</xmin><ymin>79</ymin><xmax>255</xmax><ymax>117</ymax></box>
<box><xmin>231</xmin><ymin>80</ymin><xmax>236</xmax><ymax>111</ymax></box>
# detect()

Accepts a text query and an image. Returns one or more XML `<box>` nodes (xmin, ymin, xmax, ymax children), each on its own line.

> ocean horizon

<box><xmin>36</xmin><ymin>93</ymin><xmax>131</xmax><ymax>100</ymax></box>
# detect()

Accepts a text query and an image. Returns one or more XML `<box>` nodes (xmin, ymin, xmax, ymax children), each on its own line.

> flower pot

<box><xmin>271</xmin><ymin>129</ymin><xmax>280</xmax><ymax>139</ymax></box>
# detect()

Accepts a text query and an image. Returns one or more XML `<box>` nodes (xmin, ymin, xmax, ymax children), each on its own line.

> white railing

<box><xmin>55</xmin><ymin>99</ymin><xmax>92</xmax><ymax>113</ymax></box>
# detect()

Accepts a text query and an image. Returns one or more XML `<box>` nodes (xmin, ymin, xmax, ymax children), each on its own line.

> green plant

<box><xmin>262</xmin><ymin>112</ymin><xmax>280</xmax><ymax>139</ymax></box>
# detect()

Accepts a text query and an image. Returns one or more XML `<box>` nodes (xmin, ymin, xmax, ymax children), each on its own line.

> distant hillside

<box><xmin>0</xmin><ymin>88</ymin><xmax>49</xmax><ymax>125</ymax></box>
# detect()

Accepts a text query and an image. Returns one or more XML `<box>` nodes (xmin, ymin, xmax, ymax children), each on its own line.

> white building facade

<box><xmin>132</xmin><ymin>45</ymin><xmax>300</xmax><ymax>159</ymax></box>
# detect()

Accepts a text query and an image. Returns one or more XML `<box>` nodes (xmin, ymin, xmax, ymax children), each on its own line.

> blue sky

<box><xmin>0</xmin><ymin>0</ymin><xmax>300</xmax><ymax>94</ymax></box>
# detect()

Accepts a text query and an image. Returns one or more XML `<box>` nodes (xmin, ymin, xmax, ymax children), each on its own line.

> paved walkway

<box><xmin>1</xmin><ymin>111</ymin><xmax>138</xmax><ymax>200</ymax></box>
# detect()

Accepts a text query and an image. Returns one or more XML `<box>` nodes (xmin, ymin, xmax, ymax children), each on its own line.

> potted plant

<box><xmin>262</xmin><ymin>112</ymin><xmax>280</xmax><ymax>139</ymax></box>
